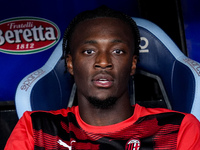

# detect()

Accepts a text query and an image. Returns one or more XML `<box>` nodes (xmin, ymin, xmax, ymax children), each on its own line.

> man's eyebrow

<box><xmin>111</xmin><ymin>39</ymin><xmax>128</xmax><ymax>44</ymax></box>
<box><xmin>83</xmin><ymin>39</ymin><xmax>126</xmax><ymax>44</ymax></box>
<box><xmin>83</xmin><ymin>40</ymin><xmax>97</xmax><ymax>44</ymax></box>
<box><xmin>111</xmin><ymin>39</ymin><xmax>123</xmax><ymax>43</ymax></box>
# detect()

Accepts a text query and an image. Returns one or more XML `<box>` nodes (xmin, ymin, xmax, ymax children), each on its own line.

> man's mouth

<box><xmin>92</xmin><ymin>74</ymin><xmax>114</xmax><ymax>88</ymax></box>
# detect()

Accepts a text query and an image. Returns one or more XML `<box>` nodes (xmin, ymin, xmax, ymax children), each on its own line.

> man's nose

<box><xmin>94</xmin><ymin>52</ymin><xmax>113</xmax><ymax>69</ymax></box>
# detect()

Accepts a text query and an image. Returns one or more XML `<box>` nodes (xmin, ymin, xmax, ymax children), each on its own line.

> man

<box><xmin>5</xmin><ymin>6</ymin><xmax>200</xmax><ymax>150</ymax></box>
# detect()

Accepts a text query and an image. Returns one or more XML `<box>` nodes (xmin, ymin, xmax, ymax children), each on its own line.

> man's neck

<box><xmin>78</xmin><ymin>95</ymin><xmax>134</xmax><ymax>126</ymax></box>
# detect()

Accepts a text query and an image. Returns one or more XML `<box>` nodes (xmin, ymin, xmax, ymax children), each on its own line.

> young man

<box><xmin>5</xmin><ymin>6</ymin><xmax>200</xmax><ymax>150</ymax></box>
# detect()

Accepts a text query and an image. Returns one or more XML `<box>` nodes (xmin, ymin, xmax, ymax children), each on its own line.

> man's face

<box><xmin>67</xmin><ymin>17</ymin><xmax>137</xmax><ymax>105</ymax></box>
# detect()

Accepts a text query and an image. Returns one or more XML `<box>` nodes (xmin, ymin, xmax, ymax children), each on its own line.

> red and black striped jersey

<box><xmin>5</xmin><ymin>104</ymin><xmax>200</xmax><ymax>150</ymax></box>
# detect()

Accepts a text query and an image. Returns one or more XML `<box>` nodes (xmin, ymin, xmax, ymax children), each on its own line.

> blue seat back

<box><xmin>15</xmin><ymin>18</ymin><xmax>200</xmax><ymax>120</ymax></box>
<box><xmin>135</xmin><ymin>18</ymin><xmax>200</xmax><ymax>119</ymax></box>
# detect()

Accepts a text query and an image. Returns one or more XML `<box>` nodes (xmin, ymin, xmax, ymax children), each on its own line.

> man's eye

<box><xmin>83</xmin><ymin>49</ymin><xmax>95</xmax><ymax>55</ymax></box>
<box><xmin>113</xmin><ymin>49</ymin><xmax>124</xmax><ymax>54</ymax></box>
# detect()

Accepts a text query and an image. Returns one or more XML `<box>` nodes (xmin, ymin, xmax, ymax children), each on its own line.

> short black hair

<box><xmin>62</xmin><ymin>5</ymin><xmax>140</xmax><ymax>59</ymax></box>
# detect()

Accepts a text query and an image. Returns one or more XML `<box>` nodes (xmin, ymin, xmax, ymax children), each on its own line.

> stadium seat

<box><xmin>15</xmin><ymin>18</ymin><xmax>200</xmax><ymax>121</ymax></box>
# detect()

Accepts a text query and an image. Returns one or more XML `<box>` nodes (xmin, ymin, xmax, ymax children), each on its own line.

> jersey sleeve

<box><xmin>4</xmin><ymin>111</ymin><xmax>34</xmax><ymax>150</ymax></box>
<box><xmin>177</xmin><ymin>113</ymin><xmax>200</xmax><ymax>150</ymax></box>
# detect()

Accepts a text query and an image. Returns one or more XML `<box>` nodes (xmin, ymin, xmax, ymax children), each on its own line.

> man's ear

<box><xmin>130</xmin><ymin>55</ymin><xmax>138</xmax><ymax>76</ymax></box>
<box><xmin>66</xmin><ymin>54</ymin><xmax>74</xmax><ymax>75</ymax></box>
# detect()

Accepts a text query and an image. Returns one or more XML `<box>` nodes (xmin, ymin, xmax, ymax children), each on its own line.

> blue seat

<box><xmin>15</xmin><ymin>40</ymin><xmax>74</xmax><ymax>118</ymax></box>
<box><xmin>15</xmin><ymin>18</ymin><xmax>200</xmax><ymax>120</ymax></box>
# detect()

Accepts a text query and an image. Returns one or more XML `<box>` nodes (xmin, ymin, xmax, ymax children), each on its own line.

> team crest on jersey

<box><xmin>125</xmin><ymin>138</ymin><xmax>140</xmax><ymax>150</ymax></box>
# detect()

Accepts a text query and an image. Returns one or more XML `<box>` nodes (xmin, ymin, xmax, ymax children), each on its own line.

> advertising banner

<box><xmin>0</xmin><ymin>0</ymin><xmax>199</xmax><ymax>102</ymax></box>
<box><xmin>0</xmin><ymin>0</ymin><xmax>139</xmax><ymax>101</ymax></box>
<box><xmin>181</xmin><ymin>0</ymin><xmax>200</xmax><ymax>63</ymax></box>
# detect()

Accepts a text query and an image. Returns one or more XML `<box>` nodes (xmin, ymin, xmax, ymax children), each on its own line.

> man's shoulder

<box><xmin>21</xmin><ymin>106</ymin><xmax>78</xmax><ymax>121</ymax></box>
<box><xmin>135</xmin><ymin>104</ymin><xmax>198</xmax><ymax>125</ymax></box>
<box><xmin>135</xmin><ymin>103</ymin><xmax>186</xmax><ymax>116</ymax></box>
<box><xmin>136</xmin><ymin>105</ymin><xmax>187</xmax><ymax>124</ymax></box>
<box><xmin>30</xmin><ymin>106</ymin><xmax>77</xmax><ymax>117</ymax></box>
<box><xmin>28</xmin><ymin>106</ymin><xmax>79</xmax><ymax>131</ymax></box>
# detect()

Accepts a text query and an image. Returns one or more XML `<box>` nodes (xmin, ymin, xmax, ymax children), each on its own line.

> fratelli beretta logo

<box><xmin>0</xmin><ymin>16</ymin><xmax>60</xmax><ymax>54</ymax></box>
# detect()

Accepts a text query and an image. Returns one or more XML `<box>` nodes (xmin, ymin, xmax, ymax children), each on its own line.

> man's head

<box><xmin>63</xmin><ymin>6</ymin><xmax>140</xmax><ymax>109</ymax></box>
<box><xmin>63</xmin><ymin>5</ymin><xmax>140</xmax><ymax>57</ymax></box>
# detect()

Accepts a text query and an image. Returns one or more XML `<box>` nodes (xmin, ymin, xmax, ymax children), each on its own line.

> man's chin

<box><xmin>87</xmin><ymin>96</ymin><xmax>118</xmax><ymax>109</ymax></box>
